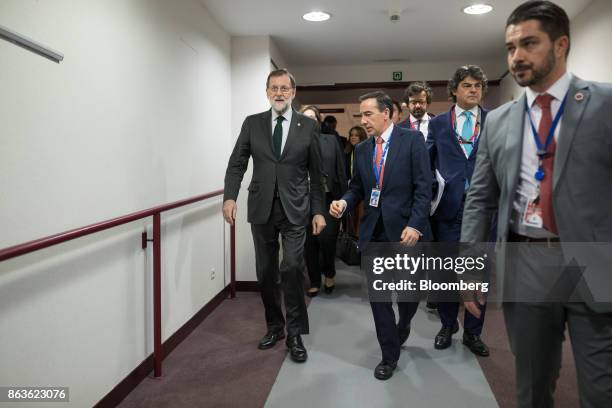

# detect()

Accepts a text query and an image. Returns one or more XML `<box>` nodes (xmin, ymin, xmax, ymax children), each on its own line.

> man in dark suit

<box><xmin>322</xmin><ymin>115</ymin><xmax>347</xmax><ymax>151</ymax></box>
<box><xmin>223</xmin><ymin>69</ymin><xmax>326</xmax><ymax>363</ymax></box>
<box><xmin>462</xmin><ymin>2</ymin><xmax>612</xmax><ymax>406</ymax></box>
<box><xmin>398</xmin><ymin>81</ymin><xmax>435</xmax><ymax>140</ymax></box>
<box><xmin>427</xmin><ymin>65</ymin><xmax>491</xmax><ymax>357</ymax></box>
<box><xmin>330</xmin><ymin>91</ymin><xmax>431</xmax><ymax>380</ymax></box>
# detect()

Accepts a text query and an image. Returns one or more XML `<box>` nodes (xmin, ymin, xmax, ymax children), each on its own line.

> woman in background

<box><xmin>345</xmin><ymin>126</ymin><xmax>367</xmax><ymax>237</ymax></box>
<box><xmin>300</xmin><ymin>105</ymin><xmax>348</xmax><ymax>296</ymax></box>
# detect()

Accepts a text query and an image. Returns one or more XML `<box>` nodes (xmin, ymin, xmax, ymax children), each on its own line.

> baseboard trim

<box><xmin>236</xmin><ymin>280</ymin><xmax>260</xmax><ymax>292</ymax></box>
<box><xmin>94</xmin><ymin>286</ymin><xmax>230</xmax><ymax>408</ymax></box>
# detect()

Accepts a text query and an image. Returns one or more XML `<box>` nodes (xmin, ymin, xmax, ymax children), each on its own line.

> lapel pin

<box><xmin>297</xmin><ymin>122</ymin><xmax>301</xmax><ymax>127</ymax></box>
<box><xmin>574</xmin><ymin>92</ymin><xmax>585</xmax><ymax>102</ymax></box>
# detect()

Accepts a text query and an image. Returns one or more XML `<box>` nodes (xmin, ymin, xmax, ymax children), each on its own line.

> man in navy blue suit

<box><xmin>330</xmin><ymin>91</ymin><xmax>432</xmax><ymax>380</ymax></box>
<box><xmin>427</xmin><ymin>65</ymin><xmax>492</xmax><ymax>357</ymax></box>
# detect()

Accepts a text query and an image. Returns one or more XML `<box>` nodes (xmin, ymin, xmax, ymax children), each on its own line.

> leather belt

<box><xmin>508</xmin><ymin>230</ymin><xmax>561</xmax><ymax>244</ymax></box>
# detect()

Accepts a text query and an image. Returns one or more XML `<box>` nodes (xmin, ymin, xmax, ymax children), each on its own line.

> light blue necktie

<box><xmin>461</xmin><ymin>111</ymin><xmax>474</xmax><ymax>157</ymax></box>
<box><xmin>461</xmin><ymin>111</ymin><xmax>474</xmax><ymax>190</ymax></box>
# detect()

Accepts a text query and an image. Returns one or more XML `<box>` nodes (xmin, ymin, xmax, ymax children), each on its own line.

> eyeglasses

<box><xmin>268</xmin><ymin>86</ymin><xmax>294</xmax><ymax>94</ymax></box>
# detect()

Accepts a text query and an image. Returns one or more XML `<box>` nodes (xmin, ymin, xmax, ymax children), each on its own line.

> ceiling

<box><xmin>201</xmin><ymin>0</ymin><xmax>592</xmax><ymax>66</ymax></box>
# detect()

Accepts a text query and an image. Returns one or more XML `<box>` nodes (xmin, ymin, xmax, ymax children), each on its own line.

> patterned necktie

<box><xmin>535</xmin><ymin>93</ymin><xmax>557</xmax><ymax>233</ymax></box>
<box><xmin>375</xmin><ymin>136</ymin><xmax>385</xmax><ymax>187</ymax></box>
<box><xmin>272</xmin><ymin>116</ymin><xmax>284</xmax><ymax>159</ymax></box>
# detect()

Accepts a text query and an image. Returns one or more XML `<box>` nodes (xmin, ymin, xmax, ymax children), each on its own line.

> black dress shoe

<box><xmin>306</xmin><ymin>287</ymin><xmax>319</xmax><ymax>298</ymax></box>
<box><xmin>398</xmin><ymin>323</ymin><xmax>411</xmax><ymax>346</ymax></box>
<box><xmin>463</xmin><ymin>333</ymin><xmax>490</xmax><ymax>357</ymax></box>
<box><xmin>286</xmin><ymin>335</ymin><xmax>308</xmax><ymax>363</ymax></box>
<box><xmin>258</xmin><ymin>330</ymin><xmax>285</xmax><ymax>350</ymax></box>
<box><xmin>323</xmin><ymin>277</ymin><xmax>335</xmax><ymax>294</ymax></box>
<box><xmin>374</xmin><ymin>360</ymin><xmax>397</xmax><ymax>380</ymax></box>
<box><xmin>434</xmin><ymin>324</ymin><xmax>459</xmax><ymax>350</ymax></box>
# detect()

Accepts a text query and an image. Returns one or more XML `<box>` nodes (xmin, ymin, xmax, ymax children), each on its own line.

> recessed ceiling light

<box><xmin>302</xmin><ymin>11</ymin><xmax>331</xmax><ymax>22</ymax></box>
<box><xmin>463</xmin><ymin>4</ymin><xmax>493</xmax><ymax>15</ymax></box>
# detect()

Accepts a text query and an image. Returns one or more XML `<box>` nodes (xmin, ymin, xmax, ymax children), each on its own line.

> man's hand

<box><xmin>312</xmin><ymin>215</ymin><xmax>327</xmax><ymax>235</ymax></box>
<box><xmin>463</xmin><ymin>290</ymin><xmax>486</xmax><ymax>319</ymax></box>
<box><xmin>400</xmin><ymin>227</ymin><xmax>420</xmax><ymax>246</ymax></box>
<box><xmin>329</xmin><ymin>200</ymin><xmax>347</xmax><ymax>218</ymax></box>
<box><xmin>222</xmin><ymin>200</ymin><xmax>237</xmax><ymax>226</ymax></box>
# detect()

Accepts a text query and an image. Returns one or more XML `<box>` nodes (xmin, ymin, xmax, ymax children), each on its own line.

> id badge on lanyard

<box><xmin>519</xmin><ymin>94</ymin><xmax>567</xmax><ymax>229</ymax></box>
<box><xmin>369</xmin><ymin>187</ymin><xmax>381</xmax><ymax>207</ymax></box>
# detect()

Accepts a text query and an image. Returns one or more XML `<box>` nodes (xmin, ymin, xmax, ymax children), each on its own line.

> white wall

<box><xmin>0</xmin><ymin>0</ymin><xmax>231</xmax><ymax>406</ymax></box>
<box><xmin>292</xmin><ymin>59</ymin><xmax>508</xmax><ymax>85</ymax></box>
<box><xmin>229</xmin><ymin>36</ymin><xmax>272</xmax><ymax>282</ymax></box>
<box><xmin>497</xmin><ymin>0</ymin><xmax>612</xmax><ymax>107</ymax></box>
<box><xmin>568</xmin><ymin>0</ymin><xmax>612</xmax><ymax>82</ymax></box>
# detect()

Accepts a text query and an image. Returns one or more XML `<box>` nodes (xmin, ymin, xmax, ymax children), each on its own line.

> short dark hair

<box><xmin>507</xmin><ymin>1</ymin><xmax>570</xmax><ymax>58</ymax></box>
<box><xmin>403</xmin><ymin>81</ymin><xmax>433</xmax><ymax>104</ymax></box>
<box><xmin>323</xmin><ymin>115</ymin><xmax>337</xmax><ymax>124</ymax></box>
<box><xmin>359</xmin><ymin>91</ymin><xmax>393</xmax><ymax>119</ymax></box>
<box><xmin>266</xmin><ymin>68</ymin><xmax>296</xmax><ymax>89</ymax></box>
<box><xmin>300</xmin><ymin>105</ymin><xmax>322</xmax><ymax>123</ymax></box>
<box><xmin>392</xmin><ymin>100</ymin><xmax>402</xmax><ymax>114</ymax></box>
<box><xmin>447</xmin><ymin>65</ymin><xmax>488</xmax><ymax>103</ymax></box>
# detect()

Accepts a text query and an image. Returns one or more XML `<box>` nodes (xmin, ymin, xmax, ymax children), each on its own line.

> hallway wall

<box><xmin>498</xmin><ymin>0</ymin><xmax>612</xmax><ymax>104</ymax></box>
<box><xmin>0</xmin><ymin>0</ymin><xmax>232</xmax><ymax>406</ymax></box>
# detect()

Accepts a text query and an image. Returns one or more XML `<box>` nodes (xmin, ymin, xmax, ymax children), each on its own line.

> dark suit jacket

<box><xmin>224</xmin><ymin>109</ymin><xmax>325</xmax><ymax>226</ymax></box>
<box><xmin>427</xmin><ymin>106</ymin><xmax>488</xmax><ymax>222</ymax></box>
<box><xmin>341</xmin><ymin>125</ymin><xmax>432</xmax><ymax>249</ymax></box>
<box><xmin>320</xmin><ymin>132</ymin><xmax>348</xmax><ymax>200</ymax></box>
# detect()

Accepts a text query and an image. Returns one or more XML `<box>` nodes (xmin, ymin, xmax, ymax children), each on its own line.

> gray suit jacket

<box><xmin>224</xmin><ymin>109</ymin><xmax>325</xmax><ymax>226</ymax></box>
<box><xmin>461</xmin><ymin>75</ymin><xmax>612</xmax><ymax>312</ymax></box>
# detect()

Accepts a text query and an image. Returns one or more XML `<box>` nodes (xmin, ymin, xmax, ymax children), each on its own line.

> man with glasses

<box><xmin>427</xmin><ymin>65</ymin><xmax>492</xmax><ymax>357</ymax></box>
<box><xmin>398</xmin><ymin>81</ymin><xmax>434</xmax><ymax>140</ymax></box>
<box><xmin>223</xmin><ymin>68</ymin><xmax>326</xmax><ymax>363</ymax></box>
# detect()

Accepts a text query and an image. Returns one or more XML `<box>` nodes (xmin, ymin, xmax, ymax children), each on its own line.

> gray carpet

<box><xmin>265</xmin><ymin>264</ymin><xmax>498</xmax><ymax>408</ymax></box>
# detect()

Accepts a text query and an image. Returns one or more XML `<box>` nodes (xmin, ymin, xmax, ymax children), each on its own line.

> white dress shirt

<box><xmin>510</xmin><ymin>71</ymin><xmax>572</xmax><ymax>238</ymax></box>
<box><xmin>271</xmin><ymin>108</ymin><xmax>293</xmax><ymax>154</ymax></box>
<box><xmin>409</xmin><ymin>113</ymin><xmax>431</xmax><ymax>140</ymax></box>
<box><xmin>454</xmin><ymin>105</ymin><xmax>480</xmax><ymax>137</ymax></box>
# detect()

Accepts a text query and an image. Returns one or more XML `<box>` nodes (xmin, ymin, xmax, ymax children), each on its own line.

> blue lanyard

<box><xmin>524</xmin><ymin>95</ymin><xmax>567</xmax><ymax>181</ymax></box>
<box><xmin>372</xmin><ymin>135</ymin><xmax>391</xmax><ymax>188</ymax></box>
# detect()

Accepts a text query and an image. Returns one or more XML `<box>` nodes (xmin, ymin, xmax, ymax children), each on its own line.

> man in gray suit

<box><xmin>223</xmin><ymin>69</ymin><xmax>326</xmax><ymax>363</ymax></box>
<box><xmin>461</xmin><ymin>1</ymin><xmax>612</xmax><ymax>407</ymax></box>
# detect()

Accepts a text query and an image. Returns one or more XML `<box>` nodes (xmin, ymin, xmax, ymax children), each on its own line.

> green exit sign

<box><xmin>392</xmin><ymin>71</ymin><xmax>403</xmax><ymax>81</ymax></box>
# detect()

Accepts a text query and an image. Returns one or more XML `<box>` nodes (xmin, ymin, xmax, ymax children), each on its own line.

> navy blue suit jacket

<box><xmin>427</xmin><ymin>106</ymin><xmax>488</xmax><ymax>222</ymax></box>
<box><xmin>341</xmin><ymin>125</ymin><xmax>432</xmax><ymax>250</ymax></box>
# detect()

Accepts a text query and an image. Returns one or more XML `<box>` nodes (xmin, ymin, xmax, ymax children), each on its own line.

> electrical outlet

<box><xmin>210</xmin><ymin>268</ymin><xmax>216</xmax><ymax>280</ymax></box>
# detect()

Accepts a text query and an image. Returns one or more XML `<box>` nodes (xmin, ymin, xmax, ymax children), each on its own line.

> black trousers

<box><xmin>251</xmin><ymin>198</ymin><xmax>308</xmax><ymax>337</ymax></box>
<box><xmin>370</xmin><ymin>216</ymin><xmax>419</xmax><ymax>363</ymax></box>
<box><xmin>305</xmin><ymin>195</ymin><xmax>340</xmax><ymax>289</ymax></box>
<box><xmin>432</xmin><ymin>213</ymin><xmax>486</xmax><ymax>335</ymax></box>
